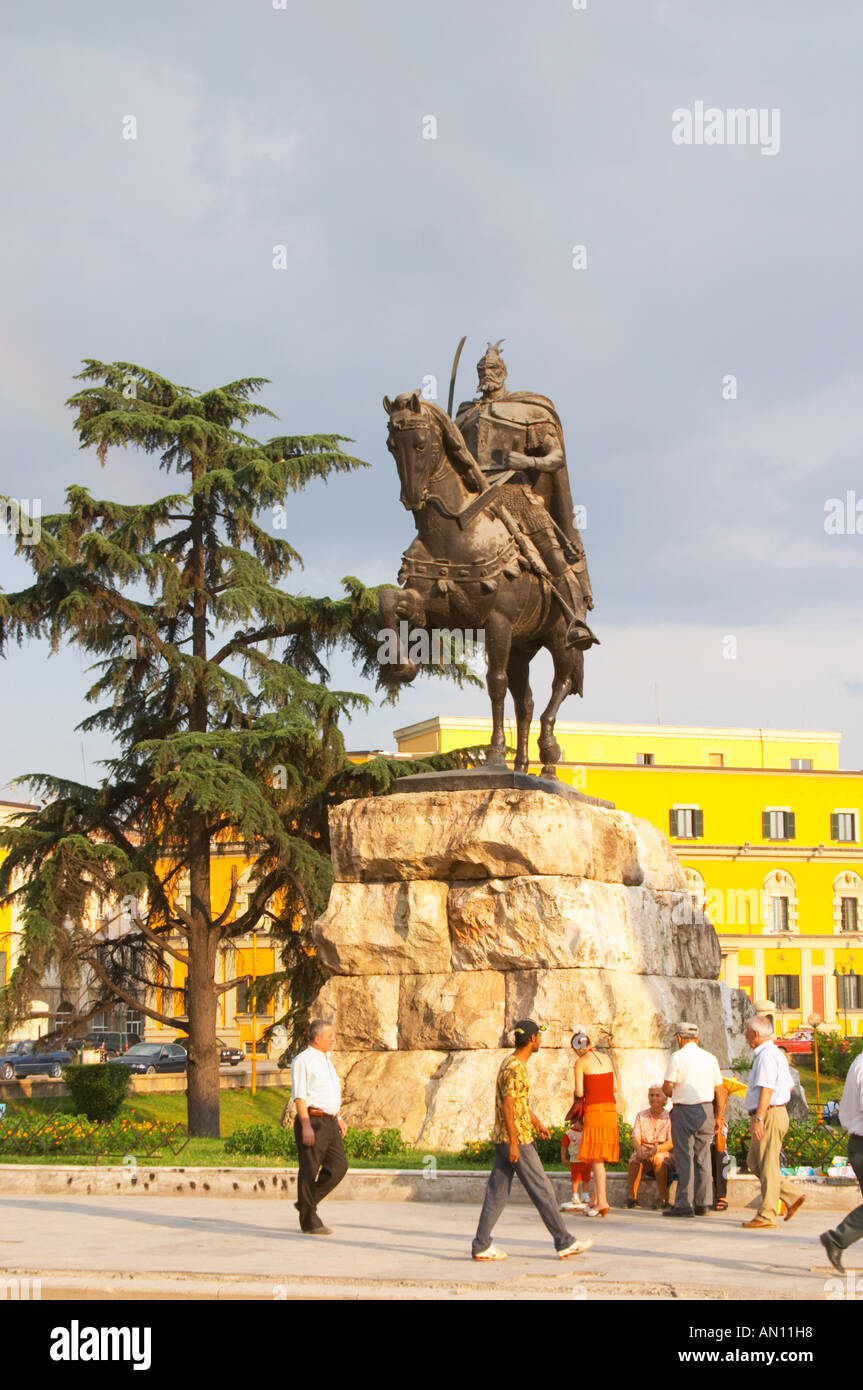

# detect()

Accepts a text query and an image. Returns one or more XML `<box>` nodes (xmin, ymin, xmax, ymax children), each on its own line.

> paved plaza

<box><xmin>0</xmin><ymin>1193</ymin><xmax>855</xmax><ymax>1300</ymax></box>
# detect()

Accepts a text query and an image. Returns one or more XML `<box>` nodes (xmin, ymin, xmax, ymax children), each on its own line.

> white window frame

<box><xmin>671</xmin><ymin>803</ymin><xmax>702</xmax><ymax>838</ymax></box>
<box><xmin>765</xmin><ymin>806</ymin><xmax>793</xmax><ymax>841</ymax></box>
<box><xmin>833</xmin><ymin>809</ymin><xmax>860</xmax><ymax>843</ymax></box>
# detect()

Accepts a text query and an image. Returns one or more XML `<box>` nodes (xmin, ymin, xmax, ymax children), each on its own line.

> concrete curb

<box><xmin>0</xmin><ymin>1164</ymin><xmax>857</xmax><ymax>1210</ymax></box>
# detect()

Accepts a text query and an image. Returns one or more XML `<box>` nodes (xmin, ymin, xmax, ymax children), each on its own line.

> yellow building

<box><xmin>389</xmin><ymin>718</ymin><xmax>863</xmax><ymax>1039</ymax></box>
<box><xmin>0</xmin><ymin>800</ymin><xmax>281</xmax><ymax>1055</ymax></box>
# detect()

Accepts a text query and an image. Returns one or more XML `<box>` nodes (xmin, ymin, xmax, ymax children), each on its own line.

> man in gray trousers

<box><xmin>472</xmin><ymin>1019</ymin><xmax>593</xmax><ymax>1261</ymax></box>
<box><xmin>662</xmin><ymin>1021</ymin><xmax>726</xmax><ymax>1217</ymax></box>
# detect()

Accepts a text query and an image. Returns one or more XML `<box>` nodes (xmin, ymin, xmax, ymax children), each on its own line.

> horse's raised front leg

<box><xmin>379</xmin><ymin>584</ymin><xmax>425</xmax><ymax>682</ymax></box>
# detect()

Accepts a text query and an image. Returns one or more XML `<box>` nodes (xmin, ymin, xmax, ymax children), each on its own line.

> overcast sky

<box><xmin>2</xmin><ymin>0</ymin><xmax>862</xmax><ymax>796</ymax></box>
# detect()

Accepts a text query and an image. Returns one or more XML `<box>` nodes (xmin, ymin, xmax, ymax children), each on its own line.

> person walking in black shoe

<box><xmin>290</xmin><ymin>1020</ymin><xmax>348</xmax><ymax>1234</ymax></box>
<box><xmin>662</xmin><ymin>1022</ymin><xmax>725</xmax><ymax>1218</ymax></box>
<box><xmin>820</xmin><ymin>1049</ymin><xmax>863</xmax><ymax>1270</ymax></box>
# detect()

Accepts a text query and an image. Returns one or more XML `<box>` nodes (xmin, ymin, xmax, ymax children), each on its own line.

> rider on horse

<box><xmin>455</xmin><ymin>341</ymin><xmax>598</xmax><ymax>652</ymax></box>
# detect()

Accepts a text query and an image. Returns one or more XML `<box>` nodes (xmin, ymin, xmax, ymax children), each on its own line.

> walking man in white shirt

<box><xmin>741</xmin><ymin>1015</ymin><xmax>805</xmax><ymax>1230</ymax></box>
<box><xmin>820</xmin><ymin>1049</ymin><xmax>863</xmax><ymax>1269</ymax></box>
<box><xmin>662</xmin><ymin>1021</ymin><xmax>725</xmax><ymax>1217</ymax></box>
<box><xmin>289</xmin><ymin>1020</ymin><xmax>348</xmax><ymax>1235</ymax></box>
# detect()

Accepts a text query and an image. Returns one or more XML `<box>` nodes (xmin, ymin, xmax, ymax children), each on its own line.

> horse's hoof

<box><xmin>390</xmin><ymin>661</ymin><xmax>417</xmax><ymax>682</ymax></box>
<box><xmin>539</xmin><ymin>766</ymin><xmax>559</xmax><ymax>780</ymax></box>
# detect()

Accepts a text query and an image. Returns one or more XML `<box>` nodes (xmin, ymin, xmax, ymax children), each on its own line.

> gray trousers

<box><xmin>826</xmin><ymin>1134</ymin><xmax>863</xmax><ymax>1250</ymax></box>
<box><xmin>670</xmin><ymin>1102</ymin><xmax>714</xmax><ymax>1211</ymax></box>
<box><xmin>472</xmin><ymin>1142</ymin><xmax>575</xmax><ymax>1254</ymax></box>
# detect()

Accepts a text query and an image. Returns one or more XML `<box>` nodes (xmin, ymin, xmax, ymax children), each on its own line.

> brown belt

<box><xmin>307</xmin><ymin>1107</ymin><xmax>335</xmax><ymax>1117</ymax></box>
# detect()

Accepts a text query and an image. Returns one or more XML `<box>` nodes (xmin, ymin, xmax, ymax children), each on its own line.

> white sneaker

<box><xmin>558</xmin><ymin>1238</ymin><xmax>593</xmax><ymax>1259</ymax></box>
<box><xmin>559</xmin><ymin>1198</ymin><xmax>586</xmax><ymax>1211</ymax></box>
<box><xmin>472</xmin><ymin>1244</ymin><xmax>508</xmax><ymax>1261</ymax></box>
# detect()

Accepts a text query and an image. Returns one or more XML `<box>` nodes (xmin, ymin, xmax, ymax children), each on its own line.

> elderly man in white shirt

<box><xmin>662</xmin><ymin>1021</ymin><xmax>725</xmax><ymax>1217</ymax></box>
<box><xmin>820</xmin><ymin>1049</ymin><xmax>863</xmax><ymax>1269</ymax></box>
<box><xmin>289</xmin><ymin>1020</ymin><xmax>348</xmax><ymax>1235</ymax></box>
<box><xmin>741</xmin><ymin>1014</ymin><xmax>805</xmax><ymax>1230</ymax></box>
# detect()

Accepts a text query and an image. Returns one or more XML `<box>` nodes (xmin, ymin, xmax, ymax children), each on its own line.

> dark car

<box><xmin>0</xmin><ymin>1039</ymin><xmax>73</xmax><ymax>1080</ymax></box>
<box><xmin>172</xmin><ymin>1037</ymin><xmax>245</xmax><ymax>1066</ymax></box>
<box><xmin>114</xmin><ymin>1042</ymin><xmax>188</xmax><ymax>1075</ymax></box>
<box><xmin>217</xmin><ymin>1038</ymin><xmax>244</xmax><ymax>1067</ymax></box>
<box><xmin>65</xmin><ymin>1032</ymin><xmax>127</xmax><ymax>1060</ymax></box>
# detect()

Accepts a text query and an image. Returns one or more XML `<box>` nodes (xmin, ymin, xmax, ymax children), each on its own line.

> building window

<box><xmin>236</xmin><ymin>978</ymin><xmax>250</xmax><ymax>1014</ymax></box>
<box><xmin>835</xmin><ymin>874</ymin><xmax>863</xmax><ymax>934</ymax></box>
<box><xmin>763</xmin><ymin>869</ymin><xmax>798</xmax><ymax>934</ymax></box>
<box><xmin>669</xmin><ymin>806</ymin><xmax>703</xmax><ymax>838</ymax></box>
<box><xmin>708</xmin><ymin>753</ymin><xmax>724</xmax><ymax>767</ymax></box>
<box><xmin>762</xmin><ymin>809</ymin><xmax>795</xmax><ymax>841</ymax></box>
<box><xmin>791</xmin><ymin>758</ymin><xmax>813</xmax><ymax>770</ymax></box>
<box><xmin>832</xmin><ymin>811</ymin><xmax>859</xmax><ymax>843</ymax></box>
<box><xmin>836</xmin><ymin>975</ymin><xmax>863</xmax><ymax>1011</ymax></box>
<box><xmin>637</xmin><ymin>752</ymin><xmax>654</xmax><ymax>765</ymax></box>
<box><xmin>766</xmin><ymin>974</ymin><xmax>800</xmax><ymax>1011</ymax></box>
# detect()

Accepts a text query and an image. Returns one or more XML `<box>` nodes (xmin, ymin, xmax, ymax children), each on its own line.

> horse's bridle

<box><xmin>387</xmin><ymin>415</ymin><xmax>454</xmax><ymax>514</ymax></box>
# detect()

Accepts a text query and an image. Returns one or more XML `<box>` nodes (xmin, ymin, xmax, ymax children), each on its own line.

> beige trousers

<box><xmin>746</xmin><ymin>1106</ymin><xmax>802</xmax><ymax>1224</ymax></box>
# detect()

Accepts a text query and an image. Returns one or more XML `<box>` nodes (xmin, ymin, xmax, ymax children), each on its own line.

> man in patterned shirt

<box><xmin>471</xmin><ymin>1019</ymin><xmax>594</xmax><ymax>1261</ymax></box>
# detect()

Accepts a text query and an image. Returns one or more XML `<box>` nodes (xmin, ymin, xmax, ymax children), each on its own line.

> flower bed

<box><xmin>0</xmin><ymin>1111</ymin><xmax>188</xmax><ymax>1158</ymax></box>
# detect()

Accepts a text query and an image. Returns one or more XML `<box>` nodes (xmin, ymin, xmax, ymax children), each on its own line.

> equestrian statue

<box><xmin>380</xmin><ymin>340</ymin><xmax>598</xmax><ymax>779</ymax></box>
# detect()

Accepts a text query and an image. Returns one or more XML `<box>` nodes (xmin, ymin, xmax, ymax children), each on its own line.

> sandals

<box><xmin>715</xmin><ymin>1199</ymin><xmax>728</xmax><ymax>1211</ymax></box>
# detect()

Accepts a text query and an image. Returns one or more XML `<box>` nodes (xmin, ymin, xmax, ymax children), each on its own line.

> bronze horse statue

<box><xmin>380</xmin><ymin>391</ymin><xmax>589</xmax><ymax>778</ymax></box>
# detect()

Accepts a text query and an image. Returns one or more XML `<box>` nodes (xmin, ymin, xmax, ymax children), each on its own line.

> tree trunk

<box><xmin>185</xmin><ymin>907</ymin><xmax>221</xmax><ymax>1137</ymax></box>
<box><xmin>184</xmin><ymin>453</ymin><xmax>221</xmax><ymax>1137</ymax></box>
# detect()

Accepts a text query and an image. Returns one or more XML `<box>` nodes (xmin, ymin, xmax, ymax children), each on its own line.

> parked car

<box><xmin>217</xmin><ymin>1038</ymin><xmax>244</xmax><ymax>1067</ymax></box>
<box><xmin>0</xmin><ymin>1039</ymin><xmax>73</xmax><ymax>1080</ymax></box>
<box><xmin>65</xmin><ymin>1031</ymin><xmax>127</xmax><ymax>1060</ymax></box>
<box><xmin>114</xmin><ymin>1042</ymin><xmax>188</xmax><ymax>1075</ymax></box>
<box><xmin>775</xmin><ymin>1027</ymin><xmax>813</xmax><ymax>1056</ymax></box>
<box><xmin>172</xmin><ymin>1037</ymin><xmax>245</xmax><ymax>1066</ymax></box>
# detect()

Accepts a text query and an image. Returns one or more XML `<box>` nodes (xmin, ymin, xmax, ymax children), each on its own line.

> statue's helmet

<box><xmin>476</xmin><ymin>339</ymin><xmax>507</xmax><ymax>383</ymax></box>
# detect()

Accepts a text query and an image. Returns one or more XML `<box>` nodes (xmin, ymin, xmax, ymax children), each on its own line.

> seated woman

<box><xmin>627</xmin><ymin>1085</ymin><xmax>675</xmax><ymax>1208</ymax></box>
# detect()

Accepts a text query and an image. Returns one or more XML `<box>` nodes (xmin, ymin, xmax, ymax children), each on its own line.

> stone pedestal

<box><xmin>311</xmin><ymin>786</ymin><xmax>751</xmax><ymax>1150</ymax></box>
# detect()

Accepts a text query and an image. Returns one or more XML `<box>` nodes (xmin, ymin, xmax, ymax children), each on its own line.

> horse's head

<box><xmin>383</xmin><ymin>391</ymin><xmax>484</xmax><ymax>511</ymax></box>
<box><xmin>383</xmin><ymin>390</ymin><xmax>441</xmax><ymax>512</ymax></box>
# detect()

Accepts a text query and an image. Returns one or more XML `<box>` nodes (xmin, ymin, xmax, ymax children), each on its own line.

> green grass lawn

<box><xmin>792</xmin><ymin>1057</ymin><xmax>846</xmax><ymax>1109</ymax></box>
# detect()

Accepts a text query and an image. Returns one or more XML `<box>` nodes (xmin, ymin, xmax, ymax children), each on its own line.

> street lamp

<box><xmin>807</xmin><ymin>1012</ymin><xmax>823</xmax><ymax>1120</ymax></box>
<box><xmin>833</xmin><ymin>963</ymin><xmax>857</xmax><ymax>1039</ymax></box>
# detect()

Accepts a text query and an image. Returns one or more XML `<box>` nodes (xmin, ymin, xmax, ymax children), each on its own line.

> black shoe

<box><xmin>626</xmin><ymin>1199</ymin><xmax>637</xmax><ymax>1209</ymax></box>
<box><xmin>820</xmin><ymin>1231</ymin><xmax>844</xmax><ymax>1272</ymax></box>
<box><xmin>663</xmin><ymin>1206</ymin><xmax>694</xmax><ymax>1217</ymax></box>
<box><xmin>301</xmin><ymin>1226</ymin><xmax>332</xmax><ymax>1236</ymax></box>
<box><xmin>694</xmin><ymin>1205</ymin><xmax>708</xmax><ymax>1216</ymax></box>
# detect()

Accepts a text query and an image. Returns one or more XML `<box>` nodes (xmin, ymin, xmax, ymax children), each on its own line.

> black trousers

<box><xmin>827</xmin><ymin>1133</ymin><xmax>863</xmax><ymax>1251</ymax></box>
<box><xmin>294</xmin><ymin>1115</ymin><xmax>348</xmax><ymax>1231</ymax></box>
<box><xmin>711</xmin><ymin>1141</ymin><xmax>728</xmax><ymax>1202</ymax></box>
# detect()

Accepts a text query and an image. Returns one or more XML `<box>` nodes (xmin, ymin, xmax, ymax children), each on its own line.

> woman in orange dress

<box><xmin>571</xmin><ymin>1028</ymin><xmax>618</xmax><ymax>1217</ymax></box>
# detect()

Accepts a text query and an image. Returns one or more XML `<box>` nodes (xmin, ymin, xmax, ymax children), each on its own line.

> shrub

<box><xmin>223</xmin><ymin>1122</ymin><xmax>408</xmax><ymax>1160</ymax></box>
<box><xmin>780</xmin><ymin>1120</ymin><xmax>846</xmax><ymax>1169</ymax></box>
<box><xmin>62</xmin><ymin>1063</ymin><xmax>130</xmax><ymax>1122</ymax></box>
<box><xmin>815</xmin><ymin>1033</ymin><xmax>863</xmax><ymax>1080</ymax></box>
